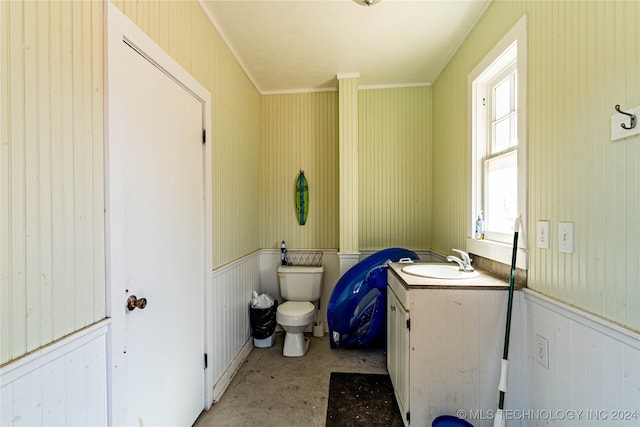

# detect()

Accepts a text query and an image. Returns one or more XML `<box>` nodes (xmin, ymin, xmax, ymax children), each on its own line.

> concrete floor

<box><xmin>194</xmin><ymin>332</ymin><xmax>387</xmax><ymax>427</ymax></box>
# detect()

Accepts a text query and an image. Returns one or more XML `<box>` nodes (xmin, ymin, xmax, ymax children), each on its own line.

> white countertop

<box><xmin>387</xmin><ymin>261</ymin><xmax>516</xmax><ymax>290</ymax></box>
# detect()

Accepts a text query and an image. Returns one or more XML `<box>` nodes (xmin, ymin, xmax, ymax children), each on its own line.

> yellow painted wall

<box><xmin>338</xmin><ymin>77</ymin><xmax>360</xmax><ymax>253</ymax></box>
<box><xmin>260</xmin><ymin>92</ymin><xmax>339</xmax><ymax>250</ymax></box>
<box><xmin>260</xmin><ymin>87</ymin><xmax>432</xmax><ymax>253</ymax></box>
<box><xmin>432</xmin><ymin>1</ymin><xmax>640</xmax><ymax>331</ymax></box>
<box><xmin>112</xmin><ymin>0</ymin><xmax>262</xmax><ymax>268</ymax></box>
<box><xmin>1</xmin><ymin>0</ymin><xmax>261</xmax><ymax>365</ymax></box>
<box><xmin>1</xmin><ymin>0</ymin><xmax>105</xmax><ymax>364</ymax></box>
<box><xmin>5</xmin><ymin>0</ymin><xmax>637</xmax><ymax>366</ymax></box>
<box><xmin>359</xmin><ymin>87</ymin><xmax>432</xmax><ymax>250</ymax></box>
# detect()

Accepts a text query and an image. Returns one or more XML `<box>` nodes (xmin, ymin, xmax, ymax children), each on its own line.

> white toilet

<box><xmin>276</xmin><ymin>265</ymin><xmax>324</xmax><ymax>357</ymax></box>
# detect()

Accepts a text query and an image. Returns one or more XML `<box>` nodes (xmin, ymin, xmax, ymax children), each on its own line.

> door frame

<box><xmin>104</xmin><ymin>3</ymin><xmax>213</xmax><ymax>425</ymax></box>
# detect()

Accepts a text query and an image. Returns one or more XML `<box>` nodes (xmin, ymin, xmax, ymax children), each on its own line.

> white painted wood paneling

<box><xmin>525</xmin><ymin>290</ymin><xmax>640</xmax><ymax>427</ymax></box>
<box><xmin>207</xmin><ymin>252</ymin><xmax>260</xmax><ymax>405</ymax></box>
<box><xmin>0</xmin><ymin>321</ymin><xmax>108</xmax><ymax>427</ymax></box>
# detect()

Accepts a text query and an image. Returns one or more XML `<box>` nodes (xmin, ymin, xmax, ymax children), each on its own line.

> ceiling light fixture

<box><xmin>353</xmin><ymin>0</ymin><xmax>382</xmax><ymax>6</ymax></box>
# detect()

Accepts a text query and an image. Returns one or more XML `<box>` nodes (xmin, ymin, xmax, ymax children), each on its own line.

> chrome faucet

<box><xmin>446</xmin><ymin>249</ymin><xmax>474</xmax><ymax>272</ymax></box>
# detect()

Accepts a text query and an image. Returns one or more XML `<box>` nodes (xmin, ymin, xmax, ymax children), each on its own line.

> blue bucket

<box><xmin>432</xmin><ymin>415</ymin><xmax>474</xmax><ymax>427</ymax></box>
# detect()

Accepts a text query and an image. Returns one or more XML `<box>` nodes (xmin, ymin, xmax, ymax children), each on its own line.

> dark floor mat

<box><xmin>326</xmin><ymin>372</ymin><xmax>404</xmax><ymax>426</ymax></box>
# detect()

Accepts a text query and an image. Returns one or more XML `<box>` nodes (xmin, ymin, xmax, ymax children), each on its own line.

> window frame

<box><xmin>488</xmin><ymin>65</ymin><xmax>517</xmax><ymax>154</ymax></box>
<box><xmin>467</xmin><ymin>15</ymin><xmax>528</xmax><ymax>270</ymax></box>
<box><xmin>484</xmin><ymin>61</ymin><xmax>518</xmax><ymax>241</ymax></box>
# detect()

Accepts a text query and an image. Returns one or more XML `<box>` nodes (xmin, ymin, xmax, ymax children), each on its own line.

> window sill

<box><xmin>466</xmin><ymin>237</ymin><xmax>527</xmax><ymax>270</ymax></box>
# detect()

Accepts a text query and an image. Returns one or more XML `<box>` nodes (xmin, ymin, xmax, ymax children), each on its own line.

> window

<box><xmin>482</xmin><ymin>53</ymin><xmax>517</xmax><ymax>240</ymax></box>
<box><xmin>468</xmin><ymin>16</ymin><xmax>527</xmax><ymax>269</ymax></box>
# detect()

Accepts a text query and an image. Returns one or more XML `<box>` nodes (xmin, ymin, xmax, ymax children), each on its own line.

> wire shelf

<box><xmin>286</xmin><ymin>250</ymin><xmax>323</xmax><ymax>267</ymax></box>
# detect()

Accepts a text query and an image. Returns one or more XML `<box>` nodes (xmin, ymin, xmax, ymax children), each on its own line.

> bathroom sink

<box><xmin>401</xmin><ymin>263</ymin><xmax>480</xmax><ymax>280</ymax></box>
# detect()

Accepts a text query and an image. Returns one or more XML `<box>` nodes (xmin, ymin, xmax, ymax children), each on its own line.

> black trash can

<box><xmin>249</xmin><ymin>299</ymin><xmax>278</xmax><ymax>348</ymax></box>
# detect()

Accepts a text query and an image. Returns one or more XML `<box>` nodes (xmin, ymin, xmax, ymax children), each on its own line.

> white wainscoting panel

<box><xmin>525</xmin><ymin>290</ymin><xmax>640</xmax><ymax>426</ymax></box>
<box><xmin>207</xmin><ymin>251</ymin><xmax>260</xmax><ymax>406</ymax></box>
<box><xmin>0</xmin><ymin>320</ymin><xmax>109</xmax><ymax>426</ymax></box>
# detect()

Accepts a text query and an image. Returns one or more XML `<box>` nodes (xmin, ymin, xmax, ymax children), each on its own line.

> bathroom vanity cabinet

<box><xmin>387</xmin><ymin>279</ymin><xmax>410</xmax><ymax>422</ymax></box>
<box><xmin>386</xmin><ymin>263</ymin><xmax>519</xmax><ymax>427</ymax></box>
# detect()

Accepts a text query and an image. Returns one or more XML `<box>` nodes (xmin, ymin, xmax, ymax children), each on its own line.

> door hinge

<box><xmin>406</xmin><ymin>411</ymin><xmax>410</xmax><ymax>423</ymax></box>
<box><xmin>204</xmin><ymin>353</ymin><xmax>208</xmax><ymax>369</ymax></box>
<box><xmin>406</xmin><ymin>318</ymin><xmax>411</xmax><ymax>330</ymax></box>
<box><xmin>202</xmin><ymin>129</ymin><xmax>206</xmax><ymax>144</ymax></box>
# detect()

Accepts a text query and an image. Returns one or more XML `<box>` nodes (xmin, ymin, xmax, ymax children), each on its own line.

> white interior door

<box><xmin>107</xmin><ymin>6</ymin><xmax>206</xmax><ymax>425</ymax></box>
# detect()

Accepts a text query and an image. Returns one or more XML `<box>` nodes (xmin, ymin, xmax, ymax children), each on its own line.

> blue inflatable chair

<box><xmin>327</xmin><ymin>248</ymin><xmax>419</xmax><ymax>348</ymax></box>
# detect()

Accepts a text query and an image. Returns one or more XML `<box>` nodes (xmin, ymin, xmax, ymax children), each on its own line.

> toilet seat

<box><xmin>276</xmin><ymin>301</ymin><xmax>315</xmax><ymax>326</ymax></box>
<box><xmin>278</xmin><ymin>301</ymin><xmax>314</xmax><ymax>315</ymax></box>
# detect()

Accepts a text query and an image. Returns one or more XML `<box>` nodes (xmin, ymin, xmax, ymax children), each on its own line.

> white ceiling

<box><xmin>200</xmin><ymin>0</ymin><xmax>491</xmax><ymax>94</ymax></box>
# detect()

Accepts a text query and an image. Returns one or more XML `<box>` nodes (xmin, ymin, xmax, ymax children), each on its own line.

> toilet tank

<box><xmin>277</xmin><ymin>265</ymin><xmax>324</xmax><ymax>301</ymax></box>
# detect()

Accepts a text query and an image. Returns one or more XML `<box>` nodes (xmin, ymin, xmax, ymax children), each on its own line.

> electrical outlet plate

<box><xmin>536</xmin><ymin>220</ymin><xmax>550</xmax><ymax>249</ymax></box>
<box><xmin>535</xmin><ymin>334</ymin><xmax>549</xmax><ymax>369</ymax></box>
<box><xmin>558</xmin><ymin>222</ymin><xmax>574</xmax><ymax>254</ymax></box>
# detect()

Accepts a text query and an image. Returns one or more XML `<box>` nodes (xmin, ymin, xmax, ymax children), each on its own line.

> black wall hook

<box><xmin>615</xmin><ymin>105</ymin><xmax>637</xmax><ymax>130</ymax></box>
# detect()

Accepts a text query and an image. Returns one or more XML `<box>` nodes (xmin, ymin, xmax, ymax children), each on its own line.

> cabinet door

<box><xmin>387</xmin><ymin>288</ymin><xmax>398</xmax><ymax>384</ymax></box>
<box><xmin>387</xmin><ymin>286</ymin><xmax>410</xmax><ymax>424</ymax></box>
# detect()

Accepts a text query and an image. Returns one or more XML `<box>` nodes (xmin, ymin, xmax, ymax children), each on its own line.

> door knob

<box><xmin>127</xmin><ymin>295</ymin><xmax>147</xmax><ymax>311</ymax></box>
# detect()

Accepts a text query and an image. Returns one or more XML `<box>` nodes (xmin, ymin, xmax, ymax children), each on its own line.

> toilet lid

<box><xmin>277</xmin><ymin>301</ymin><xmax>314</xmax><ymax>316</ymax></box>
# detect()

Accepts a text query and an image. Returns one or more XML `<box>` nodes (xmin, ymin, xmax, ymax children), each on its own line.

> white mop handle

<box><xmin>493</xmin><ymin>409</ymin><xmax>506</xmax><ymax>427</ymax></box>
<box><xmin>498</xmin><ymin>359</ymin><xmax>509</xmax><ymax>392</ymax></box>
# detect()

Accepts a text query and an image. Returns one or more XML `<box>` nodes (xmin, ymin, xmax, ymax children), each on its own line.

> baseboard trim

<box><xmin>211</xmin><ymin>337</ymin><xmax>253</xmax><ymax>405</ymax></box>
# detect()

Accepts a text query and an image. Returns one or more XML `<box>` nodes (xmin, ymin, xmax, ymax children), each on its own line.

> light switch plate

<box><xmin>558</xmin><ymin>222</ymin><xmax>574</xmax><ymax>254</ymax></box>
<box><xmin>536</xmin><ymin>220</ymin><xmax>550</xmax><ymax>249</ymax></box>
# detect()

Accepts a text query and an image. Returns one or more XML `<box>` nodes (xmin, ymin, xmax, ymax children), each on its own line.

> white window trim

<box><xmin>467</xmin><ymin>15</ymin><xmax>528</xmax><ymax>270</ymax></box>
